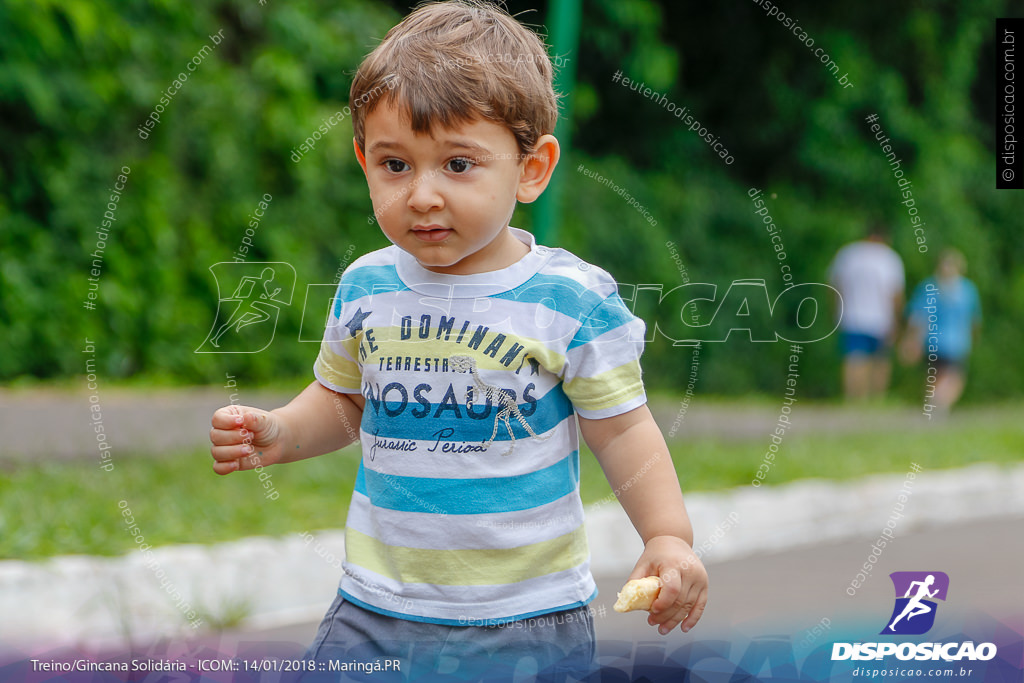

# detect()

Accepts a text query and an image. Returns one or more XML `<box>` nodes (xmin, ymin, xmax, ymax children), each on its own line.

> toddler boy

<box><xmin>209</xmin><ymin>1</ymin><xmax>707</xmax><ymax>677</ymax></box>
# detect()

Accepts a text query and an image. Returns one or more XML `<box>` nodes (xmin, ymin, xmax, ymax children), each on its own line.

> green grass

<box><xmin>581</xmin><ymin>423</ymin><xmax>1024</xmax><ymax>501</ymax></box>
<box><xmin>0</xmin><ymin>447</ymin><xmax>361</xmax><ymax>560</ymax></box>
<box><xmin>2</xmin><ymin>406</ymin><xmax>1021</xmax><ymax>560</ymax></box>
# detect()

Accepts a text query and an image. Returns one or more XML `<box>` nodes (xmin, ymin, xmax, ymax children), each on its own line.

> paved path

<box><xmin>0</xmin><ymin>386</ymin><xmax>297</xmax><ymax>461</ymax></box>
<box><xmin>594</xmin><ymin>516</ymin><xmax>1024</xmax><ymax>641</ymax></box>
<box><xmin>1</xmin><ymin>385</ymin><xmax>1013</xmax><ymax>461</ymax></box>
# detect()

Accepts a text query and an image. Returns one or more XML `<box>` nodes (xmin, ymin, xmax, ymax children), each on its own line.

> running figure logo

<box><xmin>197</xmin><ymin>262</ymin><xmax>295</xmax><ymax>353</ymax></box>
<box><xmin>881</xmin><ymin>571</ymin><xmax>949</xmax><ymax>635</ymax></box>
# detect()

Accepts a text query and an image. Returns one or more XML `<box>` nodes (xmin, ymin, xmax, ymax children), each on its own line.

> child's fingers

<box><xmin>648</xmin><ymin>568</ymin><xmax>682</xmax><ymax>617</ymax></box>
<box><xmin>209</xmin><ymin>407</ymin><xmax>273</xmax><ymax>476</ymax></box>
<box><xmin>651</xmin><ymin>581</ymin><xmax>698</xmax><ymax>634</ymax></box>
<box><xmin>241</xmin><ymin>410</ymin><xmax>271</xmax><ymax>436</ymax></box>
<box><xmin>211</xmin><ymin>442</ymin><xmax>253</xmax><ymax>463</ymax></box>
<box><xmin>679</xmin><ymin>587</ymin><xmax>708</xmax><ymax>633</ymax></box>
<box><xmin>211</xmin><ymin>405</ymin><xmax>245</xmax><ymax>430</ymax></box>
<box><xmin>657</xmin><ymin>584</ymin><xmax>704</xmax><ymax>634</ymax></box>
<box><xmin>657</xmin><ymin>581</ymin><xmax>708</xmax><ymax>635</ymax></box>
<box><xmin>210</xmin><ymin>426</ymin><xmax>249</xmax><ymax>447</ymax></box>
<box><xmin>210</xmin><ymin>446</ymin><xmax>267</xmax><ymax>475</ymax></box>
<box><xmin>212</xmin><ymin>459</ymin><xmax>240</xmax><ymax>475</ymax></box>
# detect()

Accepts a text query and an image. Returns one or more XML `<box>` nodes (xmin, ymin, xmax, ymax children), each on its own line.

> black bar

<box><xmin>997</xmin><ymin>18</ymin><xmax>1024</xmax><ymax>189</ymax></box>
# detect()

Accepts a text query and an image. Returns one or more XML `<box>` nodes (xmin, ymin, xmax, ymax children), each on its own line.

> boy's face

<box><xmin>355</xmin><ymin>101</ymin><xmax>557</xmax><ymax>275</ymax></box>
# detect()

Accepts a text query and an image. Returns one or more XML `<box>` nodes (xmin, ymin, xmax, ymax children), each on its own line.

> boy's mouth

<box><xmin>412</xmin><ymin>224</ymin><xmax>453</xmax><ymax>242</ymax></box>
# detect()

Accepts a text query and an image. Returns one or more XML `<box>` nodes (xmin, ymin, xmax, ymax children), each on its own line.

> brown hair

<box><xmin>350</xmin><ymin>0</ymin><xmax>559</xmax><ymax>156</ymax></box>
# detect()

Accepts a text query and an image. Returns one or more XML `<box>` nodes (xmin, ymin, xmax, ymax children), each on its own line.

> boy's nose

<box><xmin>406</xmin><ymin>172</ymin><xmax>444</xmax><ymax>213</ymax></box>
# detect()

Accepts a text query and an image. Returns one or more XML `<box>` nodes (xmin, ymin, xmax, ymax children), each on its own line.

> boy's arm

<box><xmin>273</xmin><ymin>380</ymin><xmax>364</xmax><ymax>459</ymax></box>
<box><xmin>210</xmin><ymin>380</ymin><xmax>363</xmax><ymax>475</ymax></box>
<box><xmin>578</xmin><ymin>404</ymin><xmax>708</xmax><ymax>635</ymax></box>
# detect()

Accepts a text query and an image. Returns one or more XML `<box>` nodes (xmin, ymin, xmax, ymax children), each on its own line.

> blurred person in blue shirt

<box><xmin>900</xmin><ymin>249</ymin><xmax>982</xmax><ymax>416</ymax></box>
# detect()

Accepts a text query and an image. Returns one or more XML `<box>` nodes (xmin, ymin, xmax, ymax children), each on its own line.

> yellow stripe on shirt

<box><xmin>563</xmin><ymin>359</ymin><xmax>644</xmax><ymax>412</ymax></box>
<box><xmin>315</xmin><ymin>338</ymin><xmax>362</xmax><ymax>391</ymax></box>
<box><xmin>345</xmin><ymin>525</ymin><xmax>589</xmax><ymax>586</ymax></box>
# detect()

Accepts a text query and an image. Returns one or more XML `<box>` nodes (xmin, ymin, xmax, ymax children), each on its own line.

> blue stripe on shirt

<box><xmin>567</xmin><ymin>294</ymin><xmax>640</xmax><ymax>350</ymax></box>
<box><xmin>354</xmin><ymin>451</ymin><xmax>580</xmax><ymax>515</ymax></box>
<box><xmin>334</xmin><ymin>265</ymin><xmax>407</xmax><ymax>317</ymax></box>
<box><xmin>492</xmin><ymin>273</ymin><xmax>605</xmax><ymax>320</ymax></box>
<box><xmin>360</xmin><ymin>384</ymin><xmax>574</xmax><ymax>442</ymax></box>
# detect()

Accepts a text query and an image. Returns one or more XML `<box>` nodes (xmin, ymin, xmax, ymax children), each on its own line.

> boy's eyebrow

<box><xmin>367</xmin><ymin>141</ymin><xmax>406</xmax><ymax>155</ymax></box>
<box><xmin>441</xmin><ymin>140</ymin><xmax>493</xmax><ymax>156</ymax></box>
<box><xmin>366</xmin><ymin>139</ymin><xmax>494</xmax><ymax>157</ymax></box>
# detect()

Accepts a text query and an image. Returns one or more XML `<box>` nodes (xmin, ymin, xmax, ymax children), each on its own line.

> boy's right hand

<box><xmin>209</xmin><ymin>405</ymin><xmax>285</xmax><ymax>475</ymax></box>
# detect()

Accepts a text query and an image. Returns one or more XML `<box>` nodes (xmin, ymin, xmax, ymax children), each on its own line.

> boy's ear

<box><xmin>353</xmin><ymin>138</ymin><xmax>369</xmax><ymax>174</ymax></box>
<box><xmin>516</xmin><ymin>134</ymin><xmax>560</xmax><ymax>204</ymax></box>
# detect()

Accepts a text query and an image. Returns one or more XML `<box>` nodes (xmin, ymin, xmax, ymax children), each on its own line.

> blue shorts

<box><xmin>934</xmin><ymin>356</ymin><xmax>968</xmax><ymax>373</ymax></box>
<box><xmin>840</xmin><ymin>332</ymin><xmax>888</xmax><ymax>357</ymax></box>
<box><xmin>300</xmin><ymin>592</ymin><xmax>596</xmax><ymax>682</ymax></box>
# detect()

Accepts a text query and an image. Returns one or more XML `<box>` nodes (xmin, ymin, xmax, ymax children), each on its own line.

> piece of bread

<box><xmin>613</xmin><ymin>576</ymin><xmax>663</xmax><ymax>613</ymax></box>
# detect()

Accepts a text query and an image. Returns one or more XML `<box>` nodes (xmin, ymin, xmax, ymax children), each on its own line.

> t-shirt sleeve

<box><xmin>561</xmin><ymin>291</ymin><xmax>647</xmax><ymax>419</ymax></box>
<box><xmin>313</xmin><ymin>279</ymin><xmax>364</xmax><ymax>394</ymax></box>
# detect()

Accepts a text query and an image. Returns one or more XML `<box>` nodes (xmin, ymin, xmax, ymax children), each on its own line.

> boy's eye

<box><xmin>445</xmin><ymin>157</ymin><xmax>475</xmax><ymax>174</ymax></box>
<box><xmin>383</xmin><ymin>159</ymin><xmax>409</xmax><ymax>173</ymax></box>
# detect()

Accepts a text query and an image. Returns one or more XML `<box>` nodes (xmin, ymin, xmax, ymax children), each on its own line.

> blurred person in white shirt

<box><xmin>828</xmin><ymin>227</ymin><xmax>905</xmax><ymax>401</ymax></box>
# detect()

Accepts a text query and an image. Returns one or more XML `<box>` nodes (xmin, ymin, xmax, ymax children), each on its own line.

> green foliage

<box><xmin>1</xmin><ymin>0</ymin><xmax>1021</xmax><ymax>401</ymax></box>
<box><xmin>560</xmin><ymin>0</ymin><xmax>1023</xmax><ymax>400</ymax></box>
<box><xmin>1</xmin><ymin>0</ymin><xmax>399</xmax><ymax>382</ymax></box>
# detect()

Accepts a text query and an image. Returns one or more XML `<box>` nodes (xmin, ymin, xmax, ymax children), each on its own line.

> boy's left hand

<box><xmin>629</xmin><ymin>535</ymin><xmax>708</xmax><ymax>635</ymax></box>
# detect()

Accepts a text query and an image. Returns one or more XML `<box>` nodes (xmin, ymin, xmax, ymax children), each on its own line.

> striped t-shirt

<box><xmin>314</xmin><ymin>227</ymin><xmax>647</xmax><ymax>625</ymax></box>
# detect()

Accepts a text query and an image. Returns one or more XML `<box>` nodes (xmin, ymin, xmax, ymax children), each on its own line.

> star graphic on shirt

<box><xmin>514</xmin><ymin>354</ymin><xmax>541</xmax><ymax>375</ymax></box>
<box><xmin>344</xmin><ymin>308</ymin><xmax>371</xmax><ymax>337</ymax></box>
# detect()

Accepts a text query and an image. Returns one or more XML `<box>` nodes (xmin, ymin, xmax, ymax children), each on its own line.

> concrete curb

<box><xmin>587</xmin><ymin>462</ymin><xmax>1024</xmax><ymax>575</ymax></box>
<box><xmin>3</xmin><ymin>463</ymin><xmax>1022</xmax><ymax>648</ymax></box>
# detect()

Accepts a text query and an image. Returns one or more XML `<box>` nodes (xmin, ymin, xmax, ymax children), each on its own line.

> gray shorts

<box><xmin>301</xmin><ymin>592</ymin><xmax>596</xmax><ymax>681</ymax></box>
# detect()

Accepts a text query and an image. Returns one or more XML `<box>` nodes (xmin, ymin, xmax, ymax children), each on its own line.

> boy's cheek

<box><xmin>367</xmin><ymin>182</ymin><xmax>402</xmax><ymax>208</ymax></box>
<box><xmin>366</xmin><ymin>190</ymin><xmax>388</xmax><ymax>214</ymax></box>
